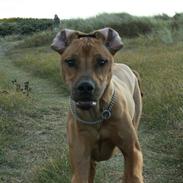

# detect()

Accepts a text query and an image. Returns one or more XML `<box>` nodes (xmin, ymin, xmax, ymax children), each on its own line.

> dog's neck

<box><xmin>74</xmin><ymin>81</ymin><xmax>114</xmax><ymax>123</ymax></box>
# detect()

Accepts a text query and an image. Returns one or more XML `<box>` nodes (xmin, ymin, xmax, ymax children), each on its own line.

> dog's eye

<box><xmin>97</xmin><ymin>59</ymin><xmax>108</xmax><ymax>67</ymax></box>
<box><xmin>65</xmin><ymin>59</ymin><xmax>76</xmax><ymax>67</ymax></box>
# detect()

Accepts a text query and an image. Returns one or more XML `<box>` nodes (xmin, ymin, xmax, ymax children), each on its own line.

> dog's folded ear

<box><xmin>94</xmin><ymin>27</ymin><xmax>123</xmax><ymax>55</ymax></box>
<box><xmin>51</xmin><ymin>28</ymin><xmax>123</xmax><ymax>55</ymax></box>
<box><xmin>51</xmin><ymin>29</ymin><xmax>80</xmax><ymax>54</ymax></box>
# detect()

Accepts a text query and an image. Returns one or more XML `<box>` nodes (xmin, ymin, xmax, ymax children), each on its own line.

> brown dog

<box><xmin>51</xmin><ymin>28</ymin><xmax>143</xmax><ymax>183</ymax></box>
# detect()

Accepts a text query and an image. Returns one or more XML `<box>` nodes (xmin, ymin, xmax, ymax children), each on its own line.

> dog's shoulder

<box><xmin>113</xmin><ymin>63</ymin><xmax>134</xmax><ymax>74</ymax></box>
<box><xmin>112</xmin><ymin>63</ymin><xmax>136</xmax><ymax>87</ymax></box>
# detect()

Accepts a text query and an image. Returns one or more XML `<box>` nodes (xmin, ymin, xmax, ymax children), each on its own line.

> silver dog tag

<box><xmin>102</xmin><ymin>109</ymin><xmax>111</xmax><ymax>120</ymax></box>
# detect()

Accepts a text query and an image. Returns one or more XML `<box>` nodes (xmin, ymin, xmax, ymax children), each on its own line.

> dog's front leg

<box><xmin>116</xmin><ymin>115</ymin><xmax>144</xmax><ymax>183</ymax></box>
<box><xmin>122</xmin><ymin>143</ymin><xmax>143</xmax><ymax>183</ymax></box>
<box><xmin>67</xmin><ymin>119</ymin><xmax>95</xmax><ymax>183</ymax></box>
<box><xmin>70</xmin><ymin>148</ymin><xmax>91</xmax><ymax>183</ymax></box>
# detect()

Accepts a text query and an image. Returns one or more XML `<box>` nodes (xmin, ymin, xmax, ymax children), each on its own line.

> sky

<box><xmin>0</xmin><ymin>0</ymin><xmax>183</xmax><ymax>19</ymax></box>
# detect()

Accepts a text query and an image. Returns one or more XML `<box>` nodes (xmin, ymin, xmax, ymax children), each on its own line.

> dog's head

<box><xmin>51</xmin><ymin>28</ymin><xmax>123</xmax><ymax>110</ymax></box>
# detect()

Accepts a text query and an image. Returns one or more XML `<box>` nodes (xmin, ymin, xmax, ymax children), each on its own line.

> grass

<box><xmin>116</xmin><ymin>40</ymin><xmax>183</xmax><ymax>183</ymax></box>
<box><xmin>0</xmin><ymin>33</ymin><xmax>183</xmax><ymax>183</ymax></box>
<box><xmin>28</xmin><ymin>149</ymin><xmax>71</xmax><ymax>183</ymax></box>
<box><xmin>16</xmin><ymin>31</ymin><xmax>55</xmax><ymax>48</ymax></box>
<box><xmin>8</xmin><ymin>46</ymin><xmax>68</xmax><ymax>94</ymax></box>
<box><xmin>0</xmin><ymin>41</ymin><xmax>68</xmax><ymax>182</ymax></box>
<box><xmin>0</xmin><ymin>62</ymin><xmax>33</xmax><ymax>182</ymax></box>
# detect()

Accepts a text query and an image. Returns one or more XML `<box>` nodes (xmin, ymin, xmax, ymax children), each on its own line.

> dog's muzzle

<box><xmin>73</xmin><ymin>80</ymin><xmax>97</xmax><ymax>110</ymax></box>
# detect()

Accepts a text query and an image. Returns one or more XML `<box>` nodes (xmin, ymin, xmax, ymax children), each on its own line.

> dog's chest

<box><xmin>94</xmin><ymin>123</ymin><xmax>112</xmax><ymax>140</ymax></box>
<box><xmin>91</xmin><ymin>125</ymin><xmax>115</xmax><ymax>161</ymax></box>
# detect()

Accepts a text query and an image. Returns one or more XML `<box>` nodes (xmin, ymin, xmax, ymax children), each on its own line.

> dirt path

<box><xmin>0</xmin><ymin>42</ymin><xmax>68</xmax><ymax>183</ymax></box>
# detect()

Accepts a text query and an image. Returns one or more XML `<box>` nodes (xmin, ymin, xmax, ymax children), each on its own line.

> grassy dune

<box><xmin>0</xmin><ymin>34</ymin><xmax>183</xmax><ymax>183</ymax></box>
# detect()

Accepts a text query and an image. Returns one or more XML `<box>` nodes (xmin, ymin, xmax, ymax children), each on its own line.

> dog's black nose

<box><xmin>77</xmin><ymin>81</ymin><xmax>95</xmax><ymax>94</ymax></box>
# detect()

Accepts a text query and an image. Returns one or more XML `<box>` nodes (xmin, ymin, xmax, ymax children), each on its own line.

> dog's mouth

<box><xmin>75</xmin><ymin>100</ymin><xmax>97</xmax><ymax>110</ymax></box>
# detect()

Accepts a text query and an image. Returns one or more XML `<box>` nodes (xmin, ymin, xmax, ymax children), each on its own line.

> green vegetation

<box><xmin>116</xmin><ymin>40</ymin><xmax>183</xmax><ymax>180</ymax></box>
<box><xmin>0</xmin><ymin>18</ymin><xmax>53</xmax><ymax>36</ymax></box>
<box><xmin>1</xmin><ymin>12</ymin><xmax>183</xmax><ymax>39</ymax></box>
<box><xmin>0</xmin><ymin>41</ymin><xmax>68</xmax><ymax>183</ymax></box>
<box><xmin>0</xmin><ymin>13</ymin><xmax>183</xmax><ymax>183</ymax></box>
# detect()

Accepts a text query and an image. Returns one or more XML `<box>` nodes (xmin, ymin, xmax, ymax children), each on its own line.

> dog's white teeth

<box><xmin>76</xmin><ymin>101</ymin><xmax>97</xmax><ymax>106</ymax></box>
<box><xmin>92</xmin><ymin>101</ymin><xmax>97</xmax><ymax>106</ymax></box>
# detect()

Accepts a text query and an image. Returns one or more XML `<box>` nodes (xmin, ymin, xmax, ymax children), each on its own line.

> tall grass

<box><xmin>0</xmin><ymin>72</ymin><xmax>33</xmax><ymax>174</ymax></box>
<box><xmin>17</xmin><ymin>31</ymin><xmax>55</xmax><ymax>48</ymax></box>
<box><xmin>13</xmin><ymin>12</ymin><xmax>183</xmax><ymax>49</ymax></box>
<box><xmin>28</xmin><ymin>149</ymin><xmax>71</xmax><ymax>183</ymax></box>
<box><xmin>0</xmin><ymin>12</ymin><xmax>175</xmax><ymax>37</ymax></box>
<box><xmin>0</xmin><ymin>71</ymin><xmax>31</xmax><ymax>112</ymax></box>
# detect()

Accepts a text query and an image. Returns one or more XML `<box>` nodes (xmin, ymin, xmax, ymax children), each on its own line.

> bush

<box><xmin>156</xmin><ymin>27</ymin><xmax>173</xmax><ymax>44</ymax></box>
<box><xmin>171</xmin><ymin>13</ymin><xmax>183</xmax><ymax>30</ymax></box>
<box><xmin>0</xmin><ymin>23</ymin><xmax>16</xmax><ymax>36</ymax></box>
<box><xmin>109</xmin><ymin>19</ymin><xmax>153</xmax><ymax>37</ymax></box>
<box><xmin>0</xmin><ymin>18</ymin><xmax>53</xmax><ymax>36</ymax></box>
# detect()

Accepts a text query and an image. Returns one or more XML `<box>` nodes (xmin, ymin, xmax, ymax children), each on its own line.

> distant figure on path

<box><xmin>53</xmin><ymin>14</ymin><xmax>61</xmax><ymax>30</ymax></box>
